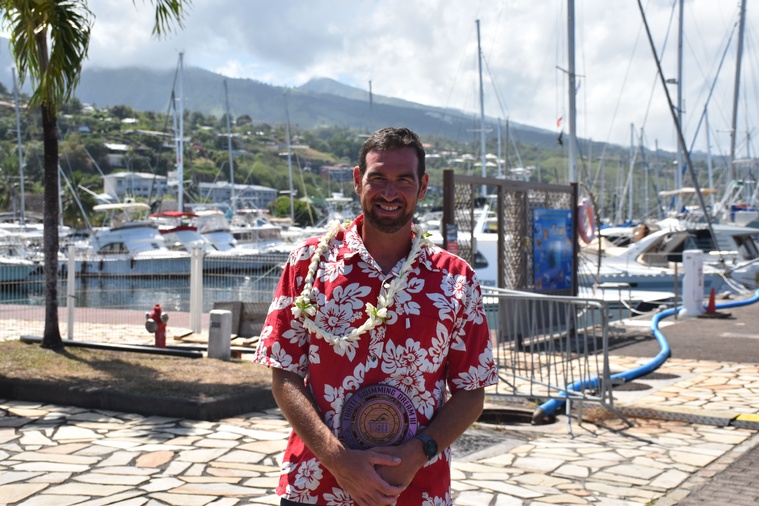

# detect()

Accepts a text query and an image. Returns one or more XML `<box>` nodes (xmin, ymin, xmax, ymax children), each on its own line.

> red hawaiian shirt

<box><xmin>254</xmin><ymin>215</ymin><xmax>497</xmax><ymax>506</ymax></box>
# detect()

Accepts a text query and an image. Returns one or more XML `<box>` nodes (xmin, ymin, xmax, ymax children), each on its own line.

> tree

<box><xmin>1</xmin><ymin>0</ymin><xmax>188</xmax><ymax>351</ymax></box>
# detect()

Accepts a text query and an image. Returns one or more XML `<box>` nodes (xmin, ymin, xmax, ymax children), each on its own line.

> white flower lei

<box><xmin>291</xmin><ymin>219</ymin><xmax>433</xmax><ymax>346</ymax></box>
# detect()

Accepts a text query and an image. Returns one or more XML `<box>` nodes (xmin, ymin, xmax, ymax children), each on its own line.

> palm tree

<box><xmin>1</xmin><ymin>0</ymin><xmax>188</xmax><ymax>350</ymax></box>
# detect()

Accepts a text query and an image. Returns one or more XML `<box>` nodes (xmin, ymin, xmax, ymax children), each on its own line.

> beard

<box><xmin>363</xmin><ymin>202</ymin><xmax>415</xmax><ymax>234</ymax></box>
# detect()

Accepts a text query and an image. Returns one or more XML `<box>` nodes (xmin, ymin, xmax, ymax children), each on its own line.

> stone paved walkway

<box><xmin>5</xmin><ymin>295</ymin><xmax>759</xmax><ymax>505</ymax></box>
<box><xmin>3</xmin><ymin>353</ymin><xmax>759</xmax><ymax>505</ymax></box>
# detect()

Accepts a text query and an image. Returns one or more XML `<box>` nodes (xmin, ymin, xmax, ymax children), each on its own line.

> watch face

<box><xmin>423</xmin><ymin>438</ymin><xmax>437</xmax><ymax>457</ymax></box>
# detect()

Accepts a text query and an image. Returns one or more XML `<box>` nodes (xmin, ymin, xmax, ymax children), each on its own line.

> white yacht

<box><xmin>193</xmin><ymin>209</ymin><xmax>290</xmax><ymax>270</ymax></box>
<box><xmin>580</xmin><ymin>222</ymin><xmax>759</xmax><ymax>294</ymax></box>
<box><xmin>70</xmin><ymin>202</ymin><xmax>190</xmax><ymax>277</ymax></box>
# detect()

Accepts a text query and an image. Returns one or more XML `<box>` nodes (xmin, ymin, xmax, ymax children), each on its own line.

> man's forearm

<box><xmin>271</xmin><ymin>368</ymin><xmax>346</xmax><ymax>468</ymax></box>
<box><xmin>418</xmin><ymin>387</ymin><xmax>485</xmax><ymax>450</ymax></box>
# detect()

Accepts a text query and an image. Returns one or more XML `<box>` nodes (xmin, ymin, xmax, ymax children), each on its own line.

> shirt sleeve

<box><xmin>253</xmin><ymin>244</ymin><xmax>312</xmax><ymax>378</ymax></box>
<box><xmin>445</xmin><ymin>269</ymin><xmax>498</xmax><ymax>394</ymax></box>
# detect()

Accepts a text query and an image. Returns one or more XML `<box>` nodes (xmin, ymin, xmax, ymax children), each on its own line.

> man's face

<box><xmin>354</xmin><ymin>147</ymin><xmax>428</xmax><ymax>234</ymax></box>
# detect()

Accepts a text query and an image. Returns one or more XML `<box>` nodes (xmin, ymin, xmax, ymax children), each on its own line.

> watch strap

<box><xmin>413</xmin><ymin>433</ymin><xmax>438</xmax><ymax>459</ymax></box>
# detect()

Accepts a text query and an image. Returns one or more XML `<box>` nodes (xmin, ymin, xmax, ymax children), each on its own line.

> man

<box><xmin>254</xmin><ymin>127</ymin><xmax>497</xmax><ymax>506</ymax></box>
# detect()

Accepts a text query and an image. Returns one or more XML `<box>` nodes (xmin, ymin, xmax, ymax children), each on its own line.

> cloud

<box><xmin>84</xmin><ymin>0</ymin><xmax>757</xmax><ymax>156</ymax></box>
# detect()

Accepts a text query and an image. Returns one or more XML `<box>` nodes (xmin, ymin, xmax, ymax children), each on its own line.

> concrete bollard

<box><xmin>208</xmin><ymin>309</ymin><xmax>232</xmax><ymax>360</ymax></box>
<box><xmin>679</xmin><ymin>249</ymin><xmax>705</xmax><ymax>318</ymax></box>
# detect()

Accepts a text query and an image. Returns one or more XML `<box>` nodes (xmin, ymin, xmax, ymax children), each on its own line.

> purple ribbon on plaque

<box><xmin>340</xmin><ymin>384</ymin><xmax>419</xmax><ymax>449</ymax></box>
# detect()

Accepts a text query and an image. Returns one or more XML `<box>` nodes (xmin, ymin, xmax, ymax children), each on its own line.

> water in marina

<box><xmin>0</xmin><ymin>270</ymin><xmax>281</xmax><ymax>314</ymax></box>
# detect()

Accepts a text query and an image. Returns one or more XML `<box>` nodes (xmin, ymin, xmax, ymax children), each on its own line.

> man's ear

<box><xmin>418</xmin><ymin>173</ymin><xmax>429</xmax><ymax>199</ymax></box>
<box><xmin>353</xmin><ymin>166</ymin><xmax>362</xmax><ymax>195</ymax></box>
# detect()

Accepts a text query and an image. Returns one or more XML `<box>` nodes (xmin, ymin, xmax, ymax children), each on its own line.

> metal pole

<box><xmin>67</xmin><ymin>246</ymin><xmax>75</xmax><ymax>340</ymax></box>
<box><xmin>729</xmin><ymin>0</ymin><xmax>747</xmax><ymax>184</ymax></box>
<box><xmin>189</xmin><ymin>248</ymin><xmax>203</xmax><ymax>334</ymax></box>
<box><xmin>224</xmin><ymin>79</ymin><xmax>235</xmax><ymax>208</ymax></box>
<box><xmin>675</xmin><ymin>0</ymin><xmax>684</xmax><ymax>212</ymax></box>
<box><xmin>12</xmin><ymin>69</ymin><xmax>25</xmax><ymax>226</ymax></box>
<box><xmin>177</xmin><ymin>52</ymin><xmax>185</xmax><ymax>212</ymax></box>
<box><xmin>629</xmin><ymin>123</ymin><xmax>634</xmax><ymax>222</ymax></box>
<box><xmin>284</xmin><ymin>92</ymin><xmax>295</xmax><ymax>222</ymax></box>
<box><xmin>568</xmin><ymin>0</ymin><xmax>578</xmax><ymax>185</ymax></box>
<box><xmin>477</xmin><ymin>20</ymin><xmax>487</xmax><ymax>197</ymax></box>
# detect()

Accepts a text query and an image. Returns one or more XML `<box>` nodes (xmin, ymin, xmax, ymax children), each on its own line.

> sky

<box><xmin>81</xmin><ymin>1</ymin><xmax>758</xmax><ymax>157</ymax></box>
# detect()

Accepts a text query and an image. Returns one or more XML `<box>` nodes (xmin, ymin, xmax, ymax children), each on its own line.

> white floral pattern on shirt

<box><xmin>254</xmin><ymin>215</ymin><xmax>497</xmax><ymax>506</ymax></box>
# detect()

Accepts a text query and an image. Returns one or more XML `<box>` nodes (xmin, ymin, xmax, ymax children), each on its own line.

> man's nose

<box><xmin>380</xmin><ymin>181</ymin><xmax>399</xmax><ymax>199</ymax></box>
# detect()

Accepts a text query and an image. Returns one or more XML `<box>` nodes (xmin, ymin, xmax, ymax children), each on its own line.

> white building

<box><xmin>103</xmin><ymin>142</ymin><xmax>130</xmax><ymax>167</ymax></box>
<box><xmin>196</xmin><ymin>181</ymin><xmax>278</xmax><ymax>210</ymax></box>
<box><xmin>103</xmin><ymin>172</ymin><xmax>168</xmax><ymax>201</ymax></box>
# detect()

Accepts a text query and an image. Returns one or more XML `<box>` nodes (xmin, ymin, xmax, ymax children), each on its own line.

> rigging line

<box><xmin>680</xmin><ymin>7</ymin><xmax>741</xmax><ymax>137</ymax></box>
<box><xmin>633</xmin><ymin>0</ymin><xmax>678</xmax><ymax>138</ymax></box>
<box><xmin>58</xmin><ymin>158</ymin><xmax>92</xmax><ymax>231</ymax></box>
<box><xmin>685</xmin><ymin>17</ymin><xmax>738</xmax><ymax>159</ymax></box>
<box><xmin>637</xmin><ymin>0</ymin><xmax>722</xmax><ymax>263</ymax></box>
<box><xmin>292</xmin><ymin>151</ymin><xmax>317</xmax><ymax>225</ymax></box>
<box><xmin>555</xmin><ymin>0</ymin><xmax>565</xmax><ymax>134</ymax></box>
<box><xmin>481</xmin><ymin>52</ymin><xmax>508</xmax><ymax>119</ymax></box>
<box><xmin>592</xmin><ymin>0</ymin><xmax>674</xmax><ymax>189</ymax></box>
<box><xmin>482</xmin><ymin>53</ymin><xmax>524</xmax><ymax>168</ymax></box>
<box><xmin>577</xmin><ymin>0</ymin><xmax>591</xmax><ymax>187</ymax></box>
<box><xmin>431</xmin><ymin>19</ymin><xmax>478</xmax><ymax>140</ymax></box>
<box><xmin>743</xmin><ymin>22</ymin><xmax>759</xmax><ymax>160</ymax></box>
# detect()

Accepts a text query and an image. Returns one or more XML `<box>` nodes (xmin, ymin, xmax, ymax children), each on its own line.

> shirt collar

<box><xmin>340</xmin><ymin>214</ymin><xmax>433</xmax><ymax>275</ymax></box>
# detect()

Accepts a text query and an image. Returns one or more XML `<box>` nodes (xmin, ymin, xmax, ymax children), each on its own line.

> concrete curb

<box><xmin>619</xmin><ymin>404</ymin><xmax>759</xmax><ymax>430</ymax></box>
<box><xmin>0</xmin><ymin>378</ymin><xmax>276</xmax><ymax>421</ymax></box>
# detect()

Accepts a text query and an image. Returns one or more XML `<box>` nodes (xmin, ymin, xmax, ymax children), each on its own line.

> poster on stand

<box><xmin>532</xmin><ymin>208</ymin><xmax>573</xmax><ymax>292</ymax></box>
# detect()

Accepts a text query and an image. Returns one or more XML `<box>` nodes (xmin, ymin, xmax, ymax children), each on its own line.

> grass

<box><xmin>0</xmin><ymin>339</ymin><xmax>272</xmax><ymax>401</ymax></box>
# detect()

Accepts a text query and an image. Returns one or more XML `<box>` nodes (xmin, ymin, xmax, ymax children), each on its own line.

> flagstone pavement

<box><xmin>3</xmin><ymin>350</ymin><xmax>759</xmax><ymax>506</ymax></box>
<box><xmin>4</xmin><ymin>296</ymin><xmax>759</xmax><ymax>505</ymax></box>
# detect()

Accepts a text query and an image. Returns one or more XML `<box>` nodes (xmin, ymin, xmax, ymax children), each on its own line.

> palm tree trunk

<box><xmin>37</xmin><ymin>29</ymin><xmax>62</xmax><ymax>351</ymax></box>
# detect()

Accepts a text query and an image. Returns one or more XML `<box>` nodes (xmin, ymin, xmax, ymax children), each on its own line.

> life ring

<box><xmin>578</xmin><ymin>198</ymin><xmax>595</xmax><ymax>244</ymax></box>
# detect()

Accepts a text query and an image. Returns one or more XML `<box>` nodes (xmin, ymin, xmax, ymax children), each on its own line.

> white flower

<box><xmin>292</xmin><ymin>221</ymin><xmax>430</xmax><ymax>348</ymax></box>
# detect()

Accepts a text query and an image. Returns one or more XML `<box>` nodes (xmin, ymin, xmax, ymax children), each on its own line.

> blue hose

<box><xmin>531</xmin><ymin>289</ymin><xmax>759</xmax><ymax>424</ymax></box>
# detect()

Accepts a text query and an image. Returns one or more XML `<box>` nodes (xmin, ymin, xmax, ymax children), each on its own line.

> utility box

<box><xmin>208</xmin><ymin>309</ymin><xmax>232</xmax><ymax>360</ymax></box>
<box><xmin>680</xmin><ymin>249</ymin><xmax>705</xmax><ymax>318</ymax></box>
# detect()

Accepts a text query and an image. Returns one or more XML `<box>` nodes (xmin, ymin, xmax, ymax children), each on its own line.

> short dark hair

<box><xmin>358</xmin><ymin>127</ymin><xmax>426</xmax><ymax>179</ymax></box>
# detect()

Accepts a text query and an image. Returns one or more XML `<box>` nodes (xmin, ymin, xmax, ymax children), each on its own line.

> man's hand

<box><xmin>371</xmin><ymin>441</ymin><xmax>428</xmax><ymax>488</ymax></box>
<box><xmin>329</xmin><ymin>448</ymin><xmax>406</xmax><ymax>506</ymax></box>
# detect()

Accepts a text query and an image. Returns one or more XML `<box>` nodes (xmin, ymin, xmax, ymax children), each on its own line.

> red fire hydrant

<box><xmin>145</xmin><ymin>304</ymin><xmax>169</xmax><ymax>348</ymax></box>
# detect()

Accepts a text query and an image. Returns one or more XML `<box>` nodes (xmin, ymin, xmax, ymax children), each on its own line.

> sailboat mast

<box><xmin>567</xmin><ymin>0</ymin><xmax>578</xmax><ymax>185</ymax></box>
<box><xmin>628</xmin><ymin>123</ymin><xmax>634</xmax><ymax>223</ymax></box>
<box><xmin>368</xmin><ymin>80</ymin><xmax>373</xmax><ymax>132</ymax></box>
<box><xmin>729</xmin><ymin>0</ymin><xmax>747</xmax><ymax>184</ymax></box>
<box><xmin>12</xmin><ymin>69</ymin><xmax>25</xmax><ymax>226</ymax></box>
<box><xmin>224</xmin><ymin>79</ymin><xmax>235</xmax><ymax>208</ymax></box>
<box><xmin>496</xmin><ymin>118</ymin><xmax>502</xmax><ymax>178</ymax></box>
<box><xmin>177</xmin><ymin>52</ymin><xmax>185</xmax><ymax>212</ymax></box>
<box><xmin>675</xmin><ymin>0</ymin><xmax>684</xmax><ymax>212</ymax></box>
<box><xmin>706</xmin><ymin>109</ymin><xmax>715</xmax><ymax>211</ymax></box>
<box><xmin>284</xmin><ymin>92</ymin><xmax>294</xmax><ymax>222</ymax></box>
<box><xmin>477</xmin><ymin>19</ymin><xmax>487</xmax><ymax>197</ymax></box>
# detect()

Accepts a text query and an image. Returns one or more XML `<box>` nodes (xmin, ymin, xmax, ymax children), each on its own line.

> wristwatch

<box><xmin>413</xmin><ymin>433</ymin><xmax>438</xmax><ymax>460</ymax></box>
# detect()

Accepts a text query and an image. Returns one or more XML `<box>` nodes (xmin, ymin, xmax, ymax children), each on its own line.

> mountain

<box><xmin>0</xmin><ymin>46</ymin><xmax>576</xmax><ymax>151</ymax></box>
<box><xmin>70</xmin><ymin>68</ymin><xmax>561</xmax><ymax>148</ymax></box>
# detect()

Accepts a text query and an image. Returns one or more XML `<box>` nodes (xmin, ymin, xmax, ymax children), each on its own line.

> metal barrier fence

<box><xmin>0</xmin><ymin>250</ymin><xmax>287</xmax><ymax>344</ymax></box>
<box><xmin>1</xmin><ymin>258</ymin><xmax>624</xmax><ymax>428</ymax></box>
<box><xmin>482</xmin><ymin>287</ymin><xmax>623</xmax><ymax>428</ymax></box>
